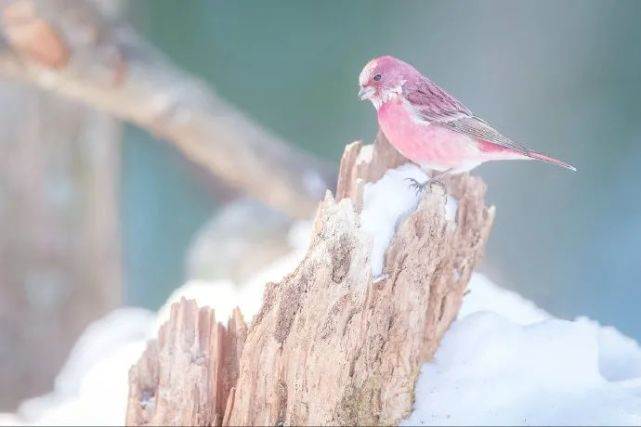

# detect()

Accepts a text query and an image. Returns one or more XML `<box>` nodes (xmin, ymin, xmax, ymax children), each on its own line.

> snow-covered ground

<box><xmin>403</xmin><ymin>275</ymin><xmax>641</xmax><ymax>426</ymax></box>
<box><xmin>6</xmin><ymin>272</ymin><xmax>640</xmax><ymax>426</ymax></box>
<box><xmin>2</xmin><ymin>222</ymin><xmax>311</xmax><ymax>426</ymax></box>
<box><xmin>10</xmin><ymin>309</ymin><xmax>154</xmax><ymax>426</ymax></box>
<box><xmin>3</xmin><ymin>165</ymin><xmax>640</xmax><ymax>425</ymax></box>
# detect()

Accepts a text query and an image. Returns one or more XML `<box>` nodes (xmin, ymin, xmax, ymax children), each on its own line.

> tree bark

<box><xmin>0</xmin><ymin>0</ymin><xmax>334</xmax><ymax>219</ymax></box>
<box><xmin>126</xmin><ymin>299</ymin><xmax>247</xmax><ymax>427</ymax></box>
<box><xmin>126</xmin><ymin>134</ymin><xmax>495</xmax><ymax>426</ymax></box>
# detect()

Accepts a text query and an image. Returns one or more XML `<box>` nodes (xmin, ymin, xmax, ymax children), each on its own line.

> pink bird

<box><xmin>358</xmin><ymin>56</ymin><xmax>576</xmax><ymax>188</ymax></box>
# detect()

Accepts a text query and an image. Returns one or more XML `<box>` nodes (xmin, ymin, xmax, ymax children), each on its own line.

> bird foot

<box><xmin>405</xmin><ymin>177</ymin><xmax>427</xmax><ymax>196</ymax></box>
<box><xmin>405</xmin><ymin>177</ymin><xmax>447</xmax><ymax>197</ymax></box>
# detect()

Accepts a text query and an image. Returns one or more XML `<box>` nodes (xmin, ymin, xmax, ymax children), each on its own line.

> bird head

<box><xmin>358</xmin><ymin>55</ymin><xmax>418</xmax><ymax>109</ymax></box>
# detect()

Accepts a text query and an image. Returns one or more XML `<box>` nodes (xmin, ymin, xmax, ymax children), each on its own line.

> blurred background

<box><xmin>1</xmin><ymin>0</ymin><xmax>640</xmax><ymax>412</ymax></box>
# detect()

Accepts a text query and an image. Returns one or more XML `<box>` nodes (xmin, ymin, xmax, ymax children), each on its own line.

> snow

<box><xmin>402</xmin><ymin>273</ymin><xmax>641</xmax><ymax>426</ymax></box>
<box><xmin>16</xmin><ymin>308</ymin><xmax>154</xmax><ymax>426</ymax></box>
<box><xmin>360</xmin><ymin>164</ymin><xmax>458</xmax><ymax>277</ymax></box>
<box><xmin>159</xmin><ymin>223</ymin><xmax>309</xmax><ymax>329</ymax></box>
<box><xmin>0</xmin><ymin>414</ymin><xmax>23</xmax><ymax>426</ymax></box>
<box><xmin>457</xmin><ymin>273</ymin><xmax>549</xmax><ymax>325</ymax></box>
<box><xmin>158</xmin><ymin>219</ymin><xmax>311</xmax><ymax>330</ymax></box>
<box><xmin>186</xmin><ymin>197</ymin><xmax>293</xmax><ymax>283</ymax></box>
<box><xmin>5</xmin><ymin>207</ymin><xmax>641</xmax><ymax>425</ymax></box>
<box><xmin>303</xmin><ymin>169</ymin><xmax>328</xmax><ymax>198</ymax></box>
<box><xmin>3</xmin><ymin>223</ymin><xmax>309</xmax><ymax>427</ymax></box>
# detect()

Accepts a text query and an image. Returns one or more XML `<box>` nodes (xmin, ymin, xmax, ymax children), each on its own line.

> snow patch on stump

<box><xmin>360</xmin><ymin>164</ymin><xmax>458</xmax><ymax>277</ymax></box>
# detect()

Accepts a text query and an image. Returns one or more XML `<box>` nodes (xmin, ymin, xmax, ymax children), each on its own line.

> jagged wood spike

<box><xmin>127</xmin><ymin>134</ymin><xmax>494</xmax><ymax>426</ymax></box>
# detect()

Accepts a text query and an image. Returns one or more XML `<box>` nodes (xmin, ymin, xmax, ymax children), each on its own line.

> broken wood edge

<box><xmin>127</xmin><ymin>134</ymin><xmax>495</xmax><ymax>426</ymax></box>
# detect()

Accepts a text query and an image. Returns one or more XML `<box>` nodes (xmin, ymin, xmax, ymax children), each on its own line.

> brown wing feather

<box><xmin>443</xmin><ymin>116</ymin><xmax>530</xmax><ymax>155</ymax></box>
<box><xmin>404</xmin><ymin>77</ymin><xmax>472</xmax><ymax>121</ymax></box>
<box><xmin>403</xmin><ymin>77</ymin><xmax>530</xmax><ymax>155</ymax></box>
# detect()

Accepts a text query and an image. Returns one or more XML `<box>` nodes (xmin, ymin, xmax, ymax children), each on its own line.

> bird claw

<box><xmin>405</xmin><ymin>177</ymin><xmax>427</xmax><ymax>196</ymax></box>
<box><xmin>405</xmin><ymin>177</ymin><xmax>448</xmax><ymax>198</ymax></box>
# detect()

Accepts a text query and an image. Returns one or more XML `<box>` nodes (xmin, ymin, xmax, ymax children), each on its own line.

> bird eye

<box><xmin>373</xmin><ymin>74</ymin><xmax>382</xmax><ymax>81</ymax></box>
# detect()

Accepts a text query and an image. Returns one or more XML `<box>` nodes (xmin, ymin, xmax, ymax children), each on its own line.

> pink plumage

<box><xmin>358</xmin><ymin>55</ymin><xmax>576</xmax><ymax>174</ymax></box>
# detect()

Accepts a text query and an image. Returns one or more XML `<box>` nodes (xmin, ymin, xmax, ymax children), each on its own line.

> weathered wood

<box><xmin>336</xmin><ymin>130</ymin><xmax>409</xmax><ymax>209</ymax></box>
<box><xmin>0</xmin><ymin>0</ymin><xmax>334</xmax><ymax>219</ymax></box>
<box><xmin>127</xmin><ymin>135</ymin><xmax>495</xmax><ymax>425</ymax></box>
<box><xmin>126</xmin><ymin>299</ymin><xmax>247</xmax><ymax>426</ymax></box>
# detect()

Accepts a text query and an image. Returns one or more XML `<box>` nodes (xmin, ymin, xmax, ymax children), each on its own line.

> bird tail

<box><xmin>526</xmin><ymin>150</ymin><xmax>577</xmax><ymax>172</ymax></box>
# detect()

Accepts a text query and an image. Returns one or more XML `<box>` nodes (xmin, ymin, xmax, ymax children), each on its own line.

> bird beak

<box><xmin>358</xmin><ymin>86</ymin><xmax>375</xmax><ymax>100</ymax></box>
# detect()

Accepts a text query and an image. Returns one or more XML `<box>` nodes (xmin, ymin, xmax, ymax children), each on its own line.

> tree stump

<box><xmin>126</xmin><ymin>133</ymin><xmax>495</xmax><ymax>426</ymax></box>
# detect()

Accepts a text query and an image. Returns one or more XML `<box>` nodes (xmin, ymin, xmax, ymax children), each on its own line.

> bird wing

<box><xmin>403</xmin><ymin>77</ymin><xmax>530</xmax><ymax>155</ymax></box>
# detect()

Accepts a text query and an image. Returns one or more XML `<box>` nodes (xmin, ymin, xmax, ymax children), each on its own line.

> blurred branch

<box><xmin>0</xmin><ymin>0</ymin><xmax>335</xmax><ymax>219</ymax></box>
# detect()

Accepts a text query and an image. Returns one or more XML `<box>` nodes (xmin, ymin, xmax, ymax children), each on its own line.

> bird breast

<box><xmin>377</xmin><ymin>98</ymin><xmax>481</xmax><ymax>171</ymax></box>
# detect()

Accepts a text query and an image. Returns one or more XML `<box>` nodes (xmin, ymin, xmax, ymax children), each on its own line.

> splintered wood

<box><xmin>126</xmin><ymin>134</ymin><xmax>495</xmax><ymax>426</ymax></box>
<box><xmin>126</xmin><ymin>300</ymin><xmax>247</xmax><ymax>426</ymax></box>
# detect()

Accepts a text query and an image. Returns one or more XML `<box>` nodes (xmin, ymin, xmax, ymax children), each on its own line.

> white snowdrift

<box><xmin>156</xmin><ymin>224</ymin><xmax>309</xmax><ymax>329</ymax></box>
<box><xmin>403</xmin><ymin>274</ymin><xmax>641</xmax><ymax>426</ymax></box>
<box><xmin>16</xmin><ymin>308</ymin><xmax>154</xmax><ymax>426</ymax></box>
<box><xmin>4</xmin><ymin>166</ymin><xmax>641</xmax><ymax>426</ymax></box>
<box><xmin>7</xmin><ymin>227</ymin><xmax>309</xmax><ymax>426</ymax></box>
<box><xmin>10</xmin><ymin>270</ymin><xmax>641</xmax><ymax>426</ymax></box>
